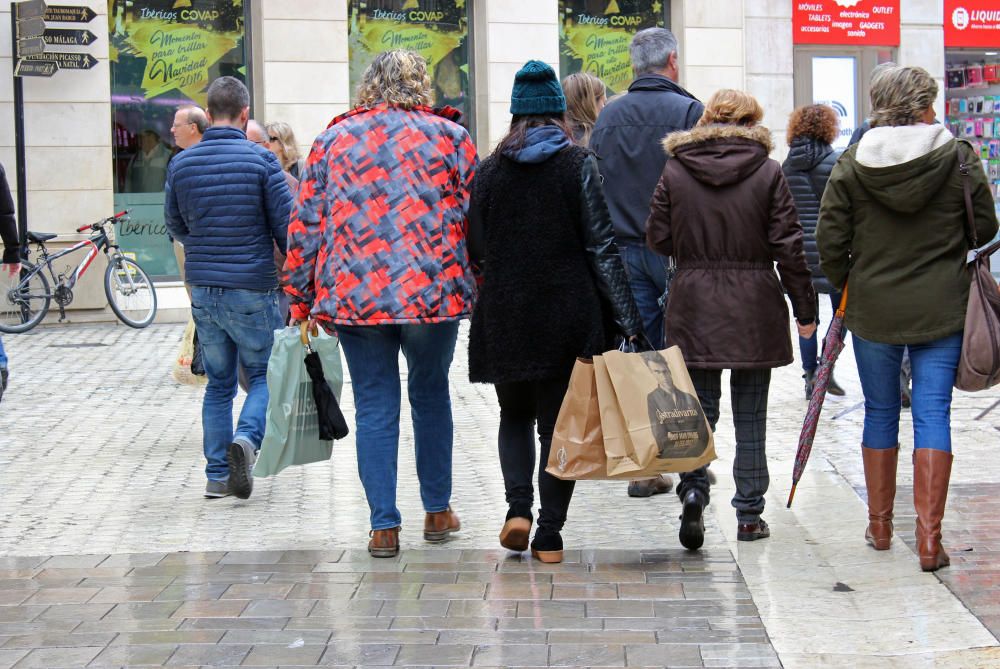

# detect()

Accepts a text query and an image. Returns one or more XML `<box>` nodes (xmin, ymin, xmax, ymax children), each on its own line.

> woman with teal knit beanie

<box><xmin>467</xmin><ymin>61</ymin><xmax>644</xmax><ymax>563</ymax></box>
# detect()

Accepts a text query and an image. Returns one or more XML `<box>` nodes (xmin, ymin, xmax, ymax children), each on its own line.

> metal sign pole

<box><xmin>10</xmin><ymin>3</ymin><xmax>29</xmax><ymax>258</ymax></box>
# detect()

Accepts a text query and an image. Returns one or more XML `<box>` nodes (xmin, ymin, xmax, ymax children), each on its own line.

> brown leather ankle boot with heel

<box><xmin>861</xmin><ymin>445</ymin><xmax>898</xmax><ymax>550</ymax></box>
<box><xmin>913</xmin><ymin>448</ymin><xmax>953</xmax><ymax>572</ymax></box>
<box><xmin>424</xmin><ymin>507</ymin><xmax>461</xmax><ymax>542</ymax></box>
<box><xmin>368</xmin><ymin>527</ymin><xmax>400</xmax><ymax>558</ymax></box>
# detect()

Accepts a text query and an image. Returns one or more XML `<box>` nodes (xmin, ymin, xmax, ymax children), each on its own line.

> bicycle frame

<box><xmin>28</xmin><ymin>227</ymin><xmax>114</xmax><ymax>293</ymax></box>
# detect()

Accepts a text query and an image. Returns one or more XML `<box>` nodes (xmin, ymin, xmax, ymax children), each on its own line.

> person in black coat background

<box><xmin>590</xmin><ymin>26</ymin><xmax>703</xmax><ymax>500</ymax></box>
<box><xmin>468</xmin><ymin>61</ymin><xmax>643</xmax><ymax>564</ymax></box>
<box><xmin>782</xmin><ymin>104</ymin><xmax>846</xmax><ymax>399</ymax></box>
<box><xmin>0</xmin><ymin>163</ymin><xmax>19</xmax><ymax>402</ymax></box>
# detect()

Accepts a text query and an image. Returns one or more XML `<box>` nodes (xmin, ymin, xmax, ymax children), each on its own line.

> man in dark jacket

<box><xmin>590</xmin><ymin>26</ymin><xmax>703</xmax><ymax>499</ymax></box>
<box><xmin>165</xmin><ymin>76</ymin><xmax>293</xmax><ymax>500</ymax></box>
<box><xmin>0</xmin><ymin>163</ymin><xmax>18</xmax><ymax>403</ymax></box>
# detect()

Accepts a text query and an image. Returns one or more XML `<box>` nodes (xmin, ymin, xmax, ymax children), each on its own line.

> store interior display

<box><xmin>945</xmin><ymin>50</ymin><xmax>1000</xmax><ymax>218</ymax></box>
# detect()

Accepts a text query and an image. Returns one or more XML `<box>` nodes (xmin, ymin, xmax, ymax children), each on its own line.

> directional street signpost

<box><xmin>13</xmin><ymin>0</ymin><xmax>43</xmax><ymax>19</ymax></box>
<box><xmin>43</xmin><ymin>4</ymin><xmax>96</xmax><ymax>23</ymax></box>
<box><xmin>25</xmin><ymin>51</ymin><xmax>97</xmax><ymax>69</ymax></box>
<box><xmin>14</xmin><ymin>58</ymin><xmax>56</xmax><ymax>77</ymax></box>
<box><xmin>42</xmin><ymin>27</ymin><xmax>96</xmax><ymax>45</ymax></box>
<box><xmin>10</xmin><ymin>0</ymin><xmax>100</xmax><ymax>255</ymax></box>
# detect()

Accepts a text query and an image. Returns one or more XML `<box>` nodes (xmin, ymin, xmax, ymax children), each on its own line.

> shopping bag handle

<box><xmin>299</xmin><ymin>321</ymin><xmax>319</xmax><ymax>347</ymax></box>
<box><xmin>617</xmin><ymin>333</ymin><xmax>654</xmax><ymax>353</ymax></box>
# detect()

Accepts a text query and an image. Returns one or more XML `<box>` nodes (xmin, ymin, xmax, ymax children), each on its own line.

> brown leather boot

<box><xmin>368</xmin><ymin>527</ymin><xmax>400</xmax><ymax>558</ymax></box>
<box><xmin>862</xmin><ymin>445</ymin><xmax>898</xmax><ymax>550</ymax></box>
<box><xmin>424</xmin><ymin>507</ymin><xmax>461</xmax><ymax>542</ymax></box>
<box><xmin>913</xmin><ymin>449</ymin><xmax>953</xmax><ymax>572</ymax></box>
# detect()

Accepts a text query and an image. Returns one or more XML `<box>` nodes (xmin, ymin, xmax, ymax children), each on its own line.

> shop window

<box><xmin>945</xmin><ymin>49</ymin><xmax>1000</xmax><ymax>249</ymax></box>
<box><xmin>559</xmin><ymin>0</ymin><xmax>670</xmax><ymax>96</ymax></box>
<box><xmin>348</xmin><ymin>1</ymin><xmax>473</xmax><ymax>132</ymax></box>
<box><xmin>108</xmin><ymin>0</ymin><xmax>252</xmax><ymax>280</ymax></box>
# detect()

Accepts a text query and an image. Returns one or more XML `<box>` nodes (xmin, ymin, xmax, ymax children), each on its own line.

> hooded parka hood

<box><xmin>852</xmin><ymin>125</ymin><xmax>957</xmax><ymax>214</ymax></box>
<box><xmin>662</xmin><ymin>124</ymin><xmax>774</xmax><ymax>188</ymax></box>
<box><xmin>817</xmin><ymin>127</ymin><xmax>1000</xmax><ymax>345</ymax></box>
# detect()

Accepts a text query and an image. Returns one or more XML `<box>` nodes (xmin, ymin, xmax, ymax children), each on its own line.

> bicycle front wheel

<box><xmin>0</xmin><ymin>261</ymin><xmax>51</xmax><ymax>334</ymax></box>
<box><xmin>105</xmin><ymin>255</ymin><xmax>157</xmax><ymax>328</ymax></box>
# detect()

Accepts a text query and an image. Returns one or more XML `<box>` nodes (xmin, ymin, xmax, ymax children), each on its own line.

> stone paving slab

<box><xmin>895</xmin><ymin>483</ymin><xmax>1000</xmax><ymax>642</ymax></box>
<box><xmin>0</xmin><ymin>549</ymin><xmax>773</xmax><ymax>668</ymax></box>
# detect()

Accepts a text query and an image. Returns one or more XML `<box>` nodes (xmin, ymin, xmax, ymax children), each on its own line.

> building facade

<box><xmin>0</xmin><ymin>1</ymin><xmax>991</xmax><ymax>318</ymax></box>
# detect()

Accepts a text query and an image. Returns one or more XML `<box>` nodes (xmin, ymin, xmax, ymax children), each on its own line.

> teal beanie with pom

<box><xmin>510</xmin><ymin>60</ymin><xmax>567</xmax><ymax>115</ymax></box>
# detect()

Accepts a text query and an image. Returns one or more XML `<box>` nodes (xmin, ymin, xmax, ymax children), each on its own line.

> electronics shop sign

<box><xmin>793</xmin><ymin>1</ymin><xmax>900</xmax><ymax>46</ymax></box>
<box><xmin>946</xmin><ymin>1</ymin><xmax>1000</xmax><ymax>48</ymax></box>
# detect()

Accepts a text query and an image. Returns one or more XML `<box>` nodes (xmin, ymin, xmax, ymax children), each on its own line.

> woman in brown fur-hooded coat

<box><xmin>644</xmin><ymin>89</ymin><xmax>815</xmax><ymax>546</ymax></box>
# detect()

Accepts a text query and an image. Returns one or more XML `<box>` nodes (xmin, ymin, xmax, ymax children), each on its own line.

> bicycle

<box><xmin>0</xmin><ymin>210</ymin><xmax>158</xmax><ymax>333</ymax></box>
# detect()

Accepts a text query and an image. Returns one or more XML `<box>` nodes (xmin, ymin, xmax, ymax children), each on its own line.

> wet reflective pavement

<box><xmin>4</xmin><ymin>321</ymin><xmax>1000</xmax><ymax>667</ymax></box>
<box><xmin>0</xmin><ymin>549</ymin><xmax>772</xmax><ymax>668</ymax></box>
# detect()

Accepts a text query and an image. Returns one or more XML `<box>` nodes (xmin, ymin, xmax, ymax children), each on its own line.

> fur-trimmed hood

<box><xmin>662</xmin><ymin>124</ymin><xmax>774</xmax><ymax>187</ymax></box>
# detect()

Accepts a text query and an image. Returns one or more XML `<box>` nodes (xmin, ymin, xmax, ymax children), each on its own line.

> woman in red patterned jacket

<box><xmin>284</xmin><ymin>50</ymin><xmax>478</xmax><ymax>558</ymax></box>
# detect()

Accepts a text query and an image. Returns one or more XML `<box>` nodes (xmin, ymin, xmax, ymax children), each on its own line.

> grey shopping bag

<box><xmin>254</xmin><ymin>326</ymin><xmax>344</xmax><ymax>477</ymax></box>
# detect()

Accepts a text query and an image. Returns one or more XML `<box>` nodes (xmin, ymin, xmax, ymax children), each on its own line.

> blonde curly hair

<box><xmin>870</xmin><ymin>65</ymin><xmax>937</xmax><ymax>127</ymax></box>
<box><xmin>357</xmin><ymin>50</ymin><xmax>433</xmax><ymax>109</ymax></box>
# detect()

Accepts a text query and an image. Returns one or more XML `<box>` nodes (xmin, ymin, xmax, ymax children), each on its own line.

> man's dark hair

<box><xmin>206</xmin><ymin>76</ymin><xmax>250</xmax><ymax>121</ymax></box>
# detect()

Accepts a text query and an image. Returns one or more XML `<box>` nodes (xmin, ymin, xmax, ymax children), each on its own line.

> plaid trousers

<box><xmin>677</xmin><ymin>368</ymin><xmax>772</xmax><ymax>523</ymax></box>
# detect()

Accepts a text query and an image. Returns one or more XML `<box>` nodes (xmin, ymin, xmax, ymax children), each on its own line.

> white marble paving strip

<box><xmin>706</xmin><ymin>453</ymin><xmax>998</xmax><ymax>663</ymax></box>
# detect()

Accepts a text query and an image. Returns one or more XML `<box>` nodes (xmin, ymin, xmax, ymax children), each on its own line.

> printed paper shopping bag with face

<box><xmin>601</xmin><ymin>347</ymin><xmax>716</xmax><ymax>475</ymax></box>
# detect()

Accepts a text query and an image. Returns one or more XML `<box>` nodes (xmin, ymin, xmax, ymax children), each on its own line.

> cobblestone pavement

<box><xmin>2</xmin><ymin>320</ymin><xmax>1000</xmax><ymax>667</ymax></box>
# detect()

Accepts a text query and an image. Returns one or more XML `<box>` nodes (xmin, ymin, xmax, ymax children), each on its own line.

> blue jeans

<box><xmin>853</xmin><ymin>332</ymin><xmax>963</xmax><ymax>452</ymax></box>
<box><xmin>619</xmin><ymin>244</ymin><xmax>669</xmax><ymax>348</ymax></box>
<box><xmin>0</xmin><ymin>336</ymin><xmax>6</xmax><ymax>368</ymax></box>
<box><xmin>336</xmin><ymin>321</ymin><xmax>459</xmax><ymax>531</ymax></box>
<box><xmin>800</xmin><ymin>291</ymin><xmax>844</xmax><ymax>372</ymax></box>
<box><xmin>190</xmin><ymin>287</ymin><xmax>282</xmax><ymax>481</ymax></box>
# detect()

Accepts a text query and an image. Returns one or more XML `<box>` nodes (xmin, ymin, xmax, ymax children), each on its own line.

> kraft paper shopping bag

<box><xmin>546</xmin><ymin>358</ymin><xmax>608</xmax><ymax>480</ymax></box>
<box><xmin>601</xmin><ymin>347</ymin><xmax>716</xmax><ymax>475</ymax></box>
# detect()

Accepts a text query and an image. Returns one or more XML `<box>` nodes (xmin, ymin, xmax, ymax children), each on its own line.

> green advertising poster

<box><xmin>108</xmin><ymin>0</ymin><xmax>249</xmax><ymax>279</ymax></box>
<box><xmin>560</xmin><ymin>0</ymin><xmax>666</xmax><ymax>95</ymax></box>
<box><xmin>348</xmin><ymin>0</ymin><xmax>471</xmax><ymax>126</ymax></box>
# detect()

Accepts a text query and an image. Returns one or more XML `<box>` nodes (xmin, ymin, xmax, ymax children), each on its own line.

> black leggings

<box><xmin>495</xmin><ymin>375</ymin><xmax>575</xmax><ymax>534</ymax></box>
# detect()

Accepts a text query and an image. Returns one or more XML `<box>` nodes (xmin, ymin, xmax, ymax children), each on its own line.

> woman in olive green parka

<box><xmin>817</xmin><ymin>65</ymin><xmax>998</xmax><ymax>573</ymax></box>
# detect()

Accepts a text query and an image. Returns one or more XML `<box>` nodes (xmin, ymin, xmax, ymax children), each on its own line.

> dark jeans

<box><xmin>190</xmin><ymin>287</ymin><xmax>283</xmax><ymax>482</ymax></box>
<box><xmin>799</xmin><ymin>290</ymin><xmax>844</xmax><ymax>372</ymax></box>
<box><xmin>336</xmin><ymin>322</ymin><xmax>459</xmax><ymax>531</ymax></box>
<box><xmin>619</xmin><ymin>243</ymin><xmax>669</xmax><ymax>348</ymax></box>
<box><xmin>677</xmin><ymin>368</ymin><xmax>772</xmax><ymax>523</ymax></box>
<box><xmin>853</xmin><ymin>332</ymin><xmax>962</xmax><ymax>452</ymax></box>
<box><xmin>495</xmin><ymin>375</ymin><xmax>575</xmax><ymax>535</ymax></box>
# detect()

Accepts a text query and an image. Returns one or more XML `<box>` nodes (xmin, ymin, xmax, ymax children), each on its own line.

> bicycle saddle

<box><xmin>27</xmin><ymin>231</ymin><xmax>57</xmax><ymax>243</ymax></box>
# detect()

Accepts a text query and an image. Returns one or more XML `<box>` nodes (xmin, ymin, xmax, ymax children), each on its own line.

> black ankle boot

<box><xmin>803</xmin><ymin>369</ymin><xmax>817</xmax><ymax>400</ymax></box>
<box><xmin>678</xmin><ymin>490</ymin><xmax>706</xmax><ymax>550</ymax></box>
<box><xmin>530</xmin><ymin>530</ymin><xmax>563</xmax><ymax>563</ymax></box>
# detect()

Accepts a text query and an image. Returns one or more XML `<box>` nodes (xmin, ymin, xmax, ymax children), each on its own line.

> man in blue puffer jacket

<box><xmin>165</xmin><ymin>76</ymin><xmax>293</xmax><ymax>500</ymax></box>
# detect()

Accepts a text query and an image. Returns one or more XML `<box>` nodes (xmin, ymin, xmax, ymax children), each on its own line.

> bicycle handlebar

<box><xmin>76</xmin><ymin>210</ymin><xmax>130</xmax><ymax>233</ymax></box>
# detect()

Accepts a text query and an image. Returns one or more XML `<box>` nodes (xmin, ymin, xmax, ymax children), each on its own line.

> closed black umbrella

<box><xmin>300</xmin><ymin>323</ymin><xmax>349</xmax><ymax>441</ymax></box>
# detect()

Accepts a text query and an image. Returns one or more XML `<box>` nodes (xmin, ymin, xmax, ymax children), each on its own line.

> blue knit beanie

<box><xmin>510</xmin><ymin>60</ymin><xmax>566</xmax><ymax>115</ymax></box>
